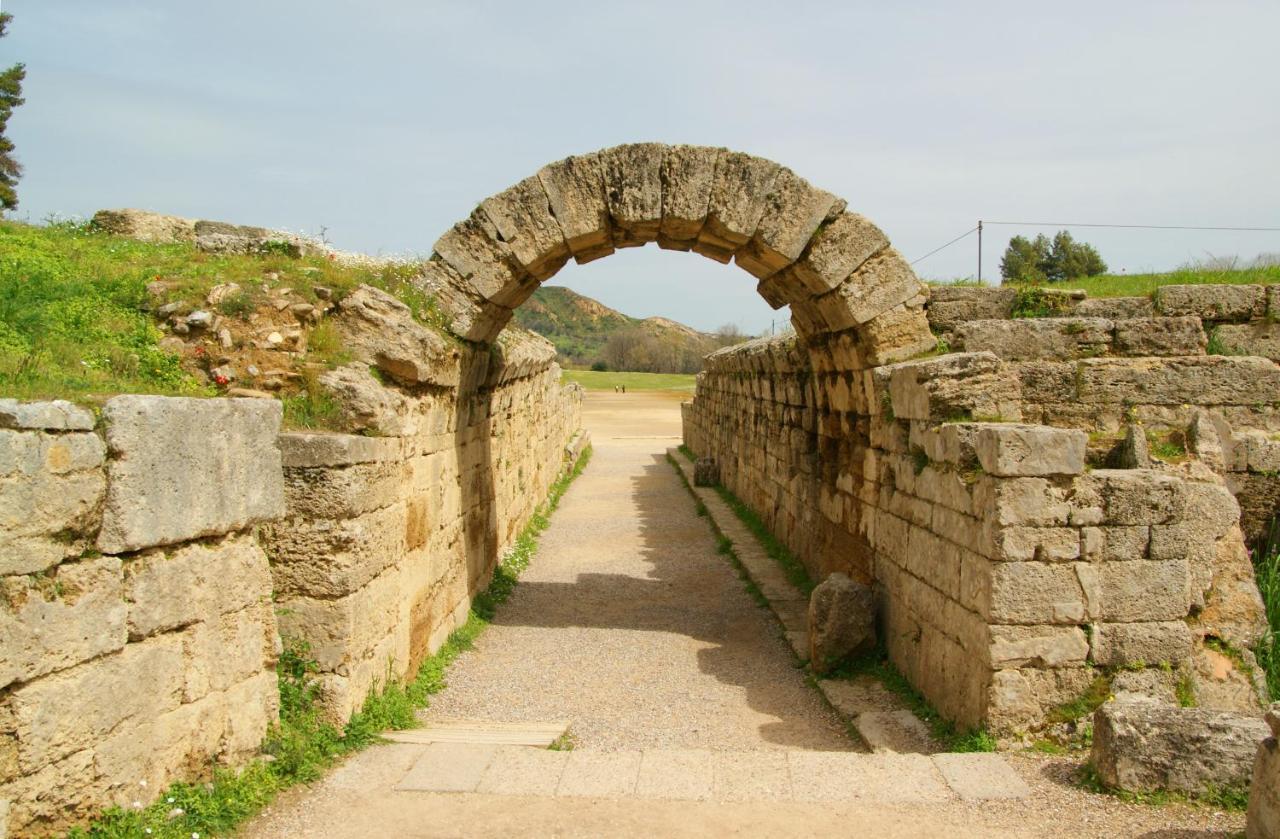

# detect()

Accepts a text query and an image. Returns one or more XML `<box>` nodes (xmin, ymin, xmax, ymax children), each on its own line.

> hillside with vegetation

<box><xmin>513</xmin><ymin>285</ymin><xmax>741</xmax><ymax>373</ymax></box>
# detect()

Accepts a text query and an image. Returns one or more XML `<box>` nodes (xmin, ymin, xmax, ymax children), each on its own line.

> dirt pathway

<box><xmin>421</xmin><ymin>390</ymin><xmax>853</xmax><ymax>752</ymax></box>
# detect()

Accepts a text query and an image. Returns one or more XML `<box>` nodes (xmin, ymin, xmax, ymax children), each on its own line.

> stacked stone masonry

<box><xmin>0</xmin><ymin>396</ymin><xmax>284</xmax><ymax>837</ymax></box>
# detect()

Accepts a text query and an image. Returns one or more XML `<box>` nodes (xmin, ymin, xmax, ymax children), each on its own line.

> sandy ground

<box><xmin>240</xmin><ymin>391</ymin><xmax>1248</xmax><ymax>838</ymax></box>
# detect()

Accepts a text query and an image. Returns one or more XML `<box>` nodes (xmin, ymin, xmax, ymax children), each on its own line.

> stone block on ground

<box><xmin>1091</xmin><ymin>699</ymin><xmax>1268</xmax><ymax>795</ymax></box>
<box><xmin>333</xmin><ymin>285</ymin><xmax>460</xmax><ymax>387</ymax></box>
<box><xmin>808</xmin><ymin>572</ymin><xmax>875</xmax><ymax>672</ymax></box>
<box><xmin>1248</xmin><ymin>704</ymin><xmax>1280</xmax><ymax>839</ymax></box>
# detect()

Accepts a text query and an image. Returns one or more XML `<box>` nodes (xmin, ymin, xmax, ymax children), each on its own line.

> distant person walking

<box><xmin>621</xmin><ymin>385</ymin><xmax>626</xmax><ymax>394</ymax></box>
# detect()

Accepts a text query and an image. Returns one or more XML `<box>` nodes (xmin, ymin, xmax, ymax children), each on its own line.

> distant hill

<box><xmin>512</xmin><ymin>286</ymin><xmax>736</xmax><ymax>373</ymax></box>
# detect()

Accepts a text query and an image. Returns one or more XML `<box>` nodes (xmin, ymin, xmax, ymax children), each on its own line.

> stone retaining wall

<box><xmin>684</xmin><ymin>339</ymin><xmax>1268</xmax><ymax>732</ymax></box>
<box><xmin>0</xmin><ymin>396</ymin><xmax>284</xmax><ymax>837</ymax></box>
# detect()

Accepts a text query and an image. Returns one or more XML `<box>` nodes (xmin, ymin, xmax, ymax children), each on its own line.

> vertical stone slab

<box><xmin>695</xmin><ymin>151</ymin><xmax>781</xmax><ymax>263</ymax></box>
<box><xmin>432</xmin><ymin>213</ymin><xmax>536</xmax><ymax>309</ymax></box>
<box><xmin>658</xmin><ymin>144</ymin><xmax>721</xmax><ymax>249</ymax></box>
<box><xmin>478</xmin><ymin>175</ymin><xmax>570</xmax><ymax>281</ymax></box>
<box><xmin>599</xmin><ymin>142</ymin><xmax>666</xmax><ymax>248</ymax></box>
<box><xmin>735</xmin><ymin>168</ymin><xmax>846</xmax><ymax>280</ymax></box>
<box><xmin>538</xmin><ymin>152</ymin><xmax>614</xmax><ymax>264</ymax></box>
<box><xmin>96</xmin><ymin>396</ymin><xmax>285</xmax><ymax>554</ymax></box>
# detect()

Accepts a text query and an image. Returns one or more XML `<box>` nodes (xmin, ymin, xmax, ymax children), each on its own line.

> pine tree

<box><xmin>1001</xmin><ymin>230</ymin><xmax>1107</xmax><ymax>283</ymax></box>
<box><xmin>0</xmin><ymin>12</ymin><xmax>27</xmax><ymax>212</ymax></box>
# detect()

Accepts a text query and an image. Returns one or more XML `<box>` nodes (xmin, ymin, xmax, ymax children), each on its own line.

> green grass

<box><xmin>1046</xmin><ymin>671</ymin><xmax>1113</xmax><ymax>725</ymax></box>
<box><xmin>711</xmin><ymin>484</ymin><xmax>814</xmax><ymax>596</ymax></box>
<box><xmin>1250</xmin><ymin>518</ymin><xmax>1280</xmax><ymax>701</ymax></box>
<box><xmin>67</xmin><ymin>445</ymin><xmax>592</xmax><ymax>839</ymax></box>
<box><xmin>561</xmin><ymin>369</ymin><xmax>696</xmax><ymax>392</ymax></box>
<box><xmin>1010</xmin><ymin>265</ymin><xmax>1280</xmax><ymax>299</ymax></box>
<box><xmin>0</xmin><ymin>218</ymin><xmax>434</xmax><ymax>402</ymax></box>
<box><xmin>1078</xmin><ymin>763</ymin><xmax>1249</xmax><ymax>811</ymax></box>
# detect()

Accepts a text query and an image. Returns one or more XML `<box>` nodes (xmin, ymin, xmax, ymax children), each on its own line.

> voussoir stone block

<box><xmin>96</xmin><ymin>396</ymin><xmax>285</xmax><ymax>554</ymax></box>
<box><xmin>433</xmin><ymin>213</ymin><xmax>537</xmax><ymax>308</ymax></box>
<box><xmin>973</xmin><ymin>424</ymin><xmax>1086</xmax><ymax>477</ymax></box>
<box><xmin>696</xmin><ymin>151</ymin><xmax>781</xmax><ymax>262</ymax></box>
<box><xmin>478</xmin><ymin>175</ymin><xmax>570</xmax><ymax>280</ymax></box>
<box><xmin>782</xmin><ymin>211</ymin><xmax>889</xmax><ymax>297</ymax></box>
<box><xmin>658</xmin><ymin>144</ymin><xmax>721</xmax><ymax>248</ymax></box>
<box><xmin>538</xmin><ymin>152</ymin><xmax>614</xmax><ymax>263</ymax></box>
<box><xmin>735</xmin><ymin>168</ymin><xmax>845</xmax><ymax>280</ymax></box>
<box><xmin>600</xmin><ymin>142</ymin><xmax>666</xmax><ymax>247</ymax></box>
<box><xmin>412</xmin><ymin>257</ymin><xmax>512</xmax><ymax>343</ymax></box>
<box><xmin>812</xmin><ymin>248</ymin><xmax>925</xmax><ymax>331</ymax></box>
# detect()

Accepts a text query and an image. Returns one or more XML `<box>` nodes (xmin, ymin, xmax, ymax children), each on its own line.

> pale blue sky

<box><xmin>3</xmin><ymin>1</ymin><xmax>1279</xmax><ymax>334</ymax></box>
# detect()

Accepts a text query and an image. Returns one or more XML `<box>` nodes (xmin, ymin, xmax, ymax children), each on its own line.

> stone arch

<box><xmin>415</xmin><ymin>144</ymin><xmax>935</xmax><ymax>368</ymax></box>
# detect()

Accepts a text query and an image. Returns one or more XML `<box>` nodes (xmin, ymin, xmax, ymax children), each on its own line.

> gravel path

<box><xmin>422</xmin><ymin>391</ymin><xmax>856</xmax><ymax>752</ymax></box>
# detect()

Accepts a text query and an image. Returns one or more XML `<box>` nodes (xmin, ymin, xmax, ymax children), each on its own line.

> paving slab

<box><xmin>476</xmin><ymin>745</ymin><xmax>570</xmax><ymax>796</ymax></box>
<box><xmin>712</xmin><ymin>750</ymin><xmax>793</xmax><ymax>802</ymax></box>
<box><xmin>635</xmin><ymin>749</ymin><xmax>714</xmax><ymax>801</ymax></box>
<box><xmin>325</xmin><ymin>743</ymin><xmax>428</xmax><ymax>792</ymax></box>
<box><xmin>933</xmin><ymin>753</ymin><xmax>1032</xmax><ymax>801</ymax></box>
<box><xmin>557</xmin><ymin>750</ymin><xmax>643</xmax><ymax>798</ymax></box>
<box><xmin>787</xmin><ymin>751</ymin><xmax>860</xmax><ymax>802</ymax></box>
<box><xmin>855</xmin><ymin>710</ymin><xmax>937</xmax><ymax>754</ymax></box>
<box><xmin>844</xmin><ymin>753</ymin><xmax>953</xmax><ymax>803</ymax></box>
<box><xmin>386</xmin><ymin>719</ymin><xmax>568</xmax><ymax>746</ymax></box>
<box><xmin>395</xmin><ymin>742</ymin><xmax>497</xmax><ymax>792</ymax></box>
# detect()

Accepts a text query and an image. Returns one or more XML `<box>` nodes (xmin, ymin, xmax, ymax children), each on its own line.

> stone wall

<box><xmin>684</xmin><ymin>337</ymin><xmax>1269</xmax><ymax>732</ymax></box>
<box><xmin>0</xmin><ymin>397</ymin><xmax>284</xmax><ymax>837</ymax></box>
<box><xmin>263</xmin><ymin>345</ymin><xmax>582</xmax><ymax>720</ymax></box>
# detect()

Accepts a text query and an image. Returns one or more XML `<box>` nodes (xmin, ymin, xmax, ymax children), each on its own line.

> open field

<box><xmin>561</xmin><ymin>369</ymin><xmax>697</xmax><ymax>391</ymax></box>
<box><xmin>931</xmin><ymin>264</ymin><xmax>1280</xmax><ymax>299</ymax></box>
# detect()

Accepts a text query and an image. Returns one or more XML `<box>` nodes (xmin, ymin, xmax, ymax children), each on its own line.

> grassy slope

<box><xmin>930</xmin><ymin>265</ymin><xmax>1280</xmax><ymax>298</ymax></box>
<box><xmin>561</xmin><ymin>369</ymin><xmax>696</xmax><ymax>391</ymax></box>
<box><xmin>513</xmin><ymin>285</ymin><xmax>712</xmax><ymax>368</ymax></box>
<box><xmin>0</xmin><ymin>219</ymin><xmax>433</xmax><ymax>403</ymax></box>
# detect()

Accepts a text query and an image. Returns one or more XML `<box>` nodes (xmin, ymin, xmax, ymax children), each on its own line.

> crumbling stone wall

<box><xmin>685</xmin><ymin>338</ymin><xmax>1269</xmax><ymax>732</ymax></box>
<box><xmin>0</xmin><ymin>397</ymin><xmax>284</xmax><ymax>837</ymax></box>
<box><xmin>931</xmin><ymin>284</ymin><xmax>1280</xmax><ymax>541</ymax></box>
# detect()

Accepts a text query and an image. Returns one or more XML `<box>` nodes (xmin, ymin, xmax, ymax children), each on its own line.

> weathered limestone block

<box><xmin>973</xmin><ymin>424</ymin><xmax>1086</xmax><ymax>477</ymax></box>
<box><xmin>96</xmin><ymin>396</ymin><xmax>285</xmax><ymax>554</ymax></box>
<box><xmin>411</xmin><ymin>257</ymin><xmax>512</xmax><ymax>343</ymax></box>
<box><xmin>1197</xmin><ymin>530</ymin><xmax>1269</xmax><ymax>647</ymax></box>
<box><xmin>1092</xmin><ymin>699</ymin><xmax>1268</xmax><ymax>795</ymax></box>
<box><xmin>736</xmin><ymin>168</ymin><xmax>845</xmax><ymax>279</ymax></box>
<box><xmin>600</xmin><ymin>142</ymin><xmax>665</xmax><ymax>247</ymax></box>
<box><xmin>1015</xmin><ymin>361</ymin><xmax>1076</xmax><ymax>403</ymax></box>
<box><xmin>1098</xmin><ymin>560</ymin><xmax>1189</xmax><ymax>622</ymax></box>
<box><xmin>1070</xmin><ymin>296</ymin><xmax>1156</xmax><ymax>319</ymax></box>
<box><xmin>1113</xmin><ymin>316</ymin><xmax>1206</xmax><ymax>356</ymax></box>
<box><xmin>658</xmin><ymin>144</ymin><xmax>720</xmax><ymax>247</ymax></box>
<box><xmin>90</xmin><ymin>208</ymin><xmax>196</xmax><ymax>243</ymax></box>
<box><xmin>264</xmin><ymin>502</ymin><xmax>407</xmax><ymax>599</ymax></box>
<box><xmin>0</xmin><ymin>399</ymin><xmax>95</xmax><ymax>431</ymax></box>
<box><xmin>1248</xmin><ymin>705</ymin><xmax>1280</xmax><ymax>839</ymax></box>
<box><xmin>808</xmin><ymin>573</ymin><xmax>876</xmax><ymax>672</ymax></box>
<box><xmin>478</xmin><ymin>174</ymin><xmax>570</xmax><ymax>280</ymax></box>
<box><xmin>1077</xmin><ymin>356</ymin><xmax>1280</xmax><ymax>406</ymax></box>
<box><xmin>0</xmin><ymin>428</ymin><xmax>106</xmax><ymax>574</ymax></box>
<box><xmin>813</xmin><ymin>249</ymin><xmax>925</xmax><ymax>332</ymax></box>
<box><xmin>954</xmin><ymin>318</ymin><xmax>1112</xmax><ymax>361</ymax></box>
<box><xmin>696</xmin><ymin>151</ymin><xmax>781</xmax><ymax>262</ymax></box>
<box><xmin>1155</xmin><ymin>284</ymin><xmax>1266</xmax><ymax>321</ymax></box>
<box><xmin>988</xmin><ymin>561</ymin><xmax>1092</xmax><ymax>624</ymax></box>
<box><xmin>193</xmin><ymin>219</ymin><xmax>301</xmax><ymax>256</ymax></box>
<box><xmin>1074</xmin><ymin>470</ymin><xmax>1187</xmax><ymax>526</ymax></box>
<box><xmin>488</xmin><ymin>328</ymin><xmax>558</xmax><ymax>386</ymax></box>
<box><xmin>333</xmin><ymin>285</ymin><xmax>461</xmax><ymax>387</ymax></box>
<box><xmin>985</xmin><ymin>666</ymin><xmax>1096</xmax><ymax>733</ymax></box>
<box><xmin>926</xmin><ymin>286</ymin><xmax>1017</xmax><ymax>334</ymax></box>
<box><xmin>0</xmin><ymin>557</ymin><xmax>126</xmax><ymax>690</ymax></box>
<box><xmin>1080</xmin><ymin>525</ymin><xmax>1150</xmax><ymax>561</ymax></box>
<box><xmin>987</xmin><ymin>625</ymin><xmax>1089</xmax><ymax>668</ymax></box>
<box><xmin>318</xmin><ymin>363</ymin><xmax>422</xmax><ymax>437</ymax></box>
<box><xmin>986</xmin><ymin>524</ymin><xmax>1081</xmax><ymax>562</ymax></box>
<box><xmin>538</xmin><ymin>152</ymin><xmax>614</xmax><ymax>263</ymax></box>
<box><xmin>887</xmin><ymin>352</ymin><xmax>1020</xmax><ymax>423</ymax></box>
<box><xmin>781</xmin><ymin>211</ymin><xmax>888</xmax><ymax>297</ymax></box>
<box><xmin>1091</xmin><ymin>621</ymin><xmax>1193</xmax><ymax>666</ymax></box>
<box><xmin>122</xmin><ymin>532</ymin><xmax>272</xmax><ymax>639</ymax></box>
<box><xmin>279</xmin><ymin>430</ymin><xmax>404</xmax><ymax>469</ymax></box>
<box><xmin>1213</xmin><ymin>322</ymin><xmax>1280</xmax><ymax>362</ymax></box>
<box><xmin>433</xmin><ymin>213</ymin><xmax>536</xmax><ymax>307</ymax></box>
<box><xmin>5</xmin><ymin>632</ymin><xmax>187</xmax><ymax>774</ymax></box>
<box><xmin>178</xmin><ymin>607</ymin><xmax>276</xmax><ymax>701</ymax></box>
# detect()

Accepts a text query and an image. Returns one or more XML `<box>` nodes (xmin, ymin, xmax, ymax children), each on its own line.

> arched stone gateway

<box><xmin>416</xmin><ymin>143</ymin><xmax>936</xmax><ymax>367</ymax></box>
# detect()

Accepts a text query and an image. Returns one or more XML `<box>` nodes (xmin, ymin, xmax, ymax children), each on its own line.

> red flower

<box><xmin>193</xmin><ymin>346</ymin><xmax>206</xmax><ymax>356</ymax></box>
<box><xmin>214</xmin><ymin>374</ymin><xmax>229</xmax><ymax>386</ymax></box>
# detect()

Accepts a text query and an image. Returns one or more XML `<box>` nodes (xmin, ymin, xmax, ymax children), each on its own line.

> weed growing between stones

<box><xmin>710</xmin><ymin>484</ymin><xmax>814</xmax><ymax>597</ymax></box>
<box><xmin>1046</xmin><ymin>672</ymin><xmax>1113</xmax><ymax>725</ymax></box>
<box><xmin>829</xmin><ymin>651</ymin><xmax>997</xmax><ymax>753</ymax></box>
<box><xmin>1252</xmin><ymin>515</ymin><xmax>1280</xmax><ymax>700</ymax></box>
<box><xmin>1010</xmin><ymin>286</ymin><xmax>1072</xmax><ymax>319</ymax></box>
<box><xmin>67</xmin><ymin>446</ymin><xmax>592</xmax><ymax>839</ymax></box>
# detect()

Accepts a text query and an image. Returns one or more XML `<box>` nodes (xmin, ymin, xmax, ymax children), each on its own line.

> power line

<box><xmin>910</xmin><ymin>226</ymin><xmax>978</xmax><ymax>265</ymax></box>
<box><xmin>982</xmin><ymin>220</ymin><xmax>1280</xmax><ymax>232</ymax></box>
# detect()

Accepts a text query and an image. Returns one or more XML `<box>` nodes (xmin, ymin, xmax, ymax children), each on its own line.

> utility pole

<box><xmin>977</xmin><ymin>220</ymin><xmax>983</xmax><ymax>283</ymax></box>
